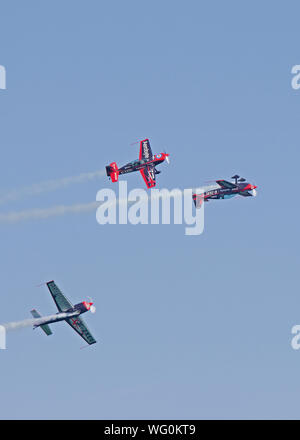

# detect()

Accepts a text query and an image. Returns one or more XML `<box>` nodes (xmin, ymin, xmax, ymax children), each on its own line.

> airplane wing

<box><xmin>66</xmin><ymin>315</ymin><xmax>97</xmax><ymax>345</ymax></box>
<box><xmin>47</xmin><ymin>281</ymin><xmax>73</xmax><ymax>312</ymax></box>
<box><xmin>216</xmin><ymin>179</ymin><xmax>237</xmax><ymax>189</ymax></box>
<box><xmin>239</xmin><ymin>191</ymin><xmax>252</xmax><ymax>197</ymax></box>
<box><xmin>140</xmin><ymin>165</ymin><xmax>156</xmax><ymax>189</ymax></box>
<box><xmin>139</xmin><ymin>139</ymin><xmax>153</xmax><ymax>161</ymax></box>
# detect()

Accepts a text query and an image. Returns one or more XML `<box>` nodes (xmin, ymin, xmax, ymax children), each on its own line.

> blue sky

<box><xmin>0</xmin><ymin>0</ymin><xmax>300</xmax><ymax>419</ymax></box>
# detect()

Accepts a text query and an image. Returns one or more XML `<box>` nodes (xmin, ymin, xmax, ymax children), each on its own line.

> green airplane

<box><xmin>31</xmin><ymin>281</ymin><xmax>96</xmax><ymax>346</ymax></box>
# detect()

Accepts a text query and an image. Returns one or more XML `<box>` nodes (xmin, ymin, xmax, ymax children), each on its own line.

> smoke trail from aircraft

<box><xmin>0</xmin><ymin>170</ymin><xmax>105</xmax><ymax>205</ymax></box>
<box><xmin>3</xmin><ymin>318</ymin><xmax>39</xmax><ymax>331</ymax></box>
<box><xmin>0</xmin><ymin>194</ymin><xmax>175</xmax><ymax>224</ymax></box>
<box><xmin>3</xmin><ymin>312</ymin><xmax>77</xmax><ymax>332</ymax></box>
<box><xmin>0</xmin><ymin>186</ymin><xmax>205</xmax><ymax>224</ymax></box>
<box><xmin>0</xmin><ymin>201</ymin><xmax>100</xmax><ymax>223</ymax></box>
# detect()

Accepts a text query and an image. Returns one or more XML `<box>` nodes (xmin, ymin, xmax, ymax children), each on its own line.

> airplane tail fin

<box><xmin>30</xmin><ymin>309</ymin><xmax>53</xmax><ymax>336</ymax></box>
<box><xmin>106</xmin><ymin>162</ymin><xmax>119</xmax><ymax>182</ymax></box>
<box><xmin>192</xmin><ymin>193</ymin><xmax>205</xmax><ymax>208</ymax></box>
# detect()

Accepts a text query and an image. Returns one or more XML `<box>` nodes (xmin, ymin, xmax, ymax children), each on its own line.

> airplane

<box><xmin>193</xmin><ymin>175</ymin><xmax>257</xmax><ymax>207</ymax></box>
<box><xmin>106</xmin><ymin>138</ymin><xmax>170</xmax><ymax>189</ymax></box>
<box><xmin>30</xmin><ymin>280</ymin><xmax>96</xmax><ymax>345</ymax></box>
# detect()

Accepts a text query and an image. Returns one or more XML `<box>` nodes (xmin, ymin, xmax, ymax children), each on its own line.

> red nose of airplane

<box><xmin>83</xmin><ymin>301</ymin><xmax>94</xmax><ymax>310</ymax></box>
<box><xmin>243</xmin><ymin>183</ymin><xmax>257</xmax><ymax>191</ymax></box>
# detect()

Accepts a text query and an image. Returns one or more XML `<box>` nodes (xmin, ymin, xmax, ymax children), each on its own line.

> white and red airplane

<box><xmin>31</xmin><ymin>281</ymin><xmax>96</xmax><ymax>345</ymax></box>
<box><xmin>106</xmin><ymin>139</ymin><xmax>169</xmax><ymax>189</ymax></box>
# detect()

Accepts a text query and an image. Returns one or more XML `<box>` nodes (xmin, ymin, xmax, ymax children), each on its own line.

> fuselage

<box><xmin>119</xmin><ymin>153</ymin><xmax>167</xmax><ymax>175</ymax></box>
<box><xmin>33</xmin><ymin>301</ymin><xmax>93</xmax><ymax>329</ymax></box>
<box><xmin>193</xmin><ymin>181</ymin><xmax>257</xmax><ymax>206</ymax></box>
<box><xmin>203</xmin><ymin>182</ymin><xmax>256</xmax><ymax>200</ymax></box>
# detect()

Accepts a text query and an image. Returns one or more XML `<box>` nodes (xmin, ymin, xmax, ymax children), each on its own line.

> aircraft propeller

<box><xmin>87</xmin><ymin>296</ymin><xmax>96</xmax><ymax>314</ymax></box>
<box><xmin>164</xmin><ymin>150</ymin><xmax>170</xmax><ymax>164</ymax></box>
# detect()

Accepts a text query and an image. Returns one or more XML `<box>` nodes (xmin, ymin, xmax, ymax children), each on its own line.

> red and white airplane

<box><xmin>193</xmin><ymin>175</ymin><xmax>257</xmax><ymax>207</ymax></box>
<box><xmin>106</xmin><ymin>139</ymin><xmax>169</xmax><ymax>189</ymax></box>
<box><xmin>31</xmin><ymin>281</ymin><xmax>96</xmax><ymax>345</ymax></box>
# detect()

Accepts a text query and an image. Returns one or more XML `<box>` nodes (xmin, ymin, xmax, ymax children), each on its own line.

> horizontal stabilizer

<box><xmin>106</xmin><ymin>162</ymin><xmax>119</xmax><ymax>182</ymax></box>
<box><xmin>31</xmin><ymin>309</ymin><xmax>41</xmax><ymax>319</ymax></box>
<box><xmin>39</xmin><ymin>324</ymin><xmax>53</xmax><ymax>336</ymax></box>
<box><xmin>30</xmin><ymin>309</ymin><xmax>53</xmax><ymax>336</ymax></box>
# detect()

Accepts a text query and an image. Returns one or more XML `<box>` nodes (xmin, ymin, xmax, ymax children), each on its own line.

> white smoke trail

<box><xmin>0</xmin><ymin>193</ymin><xmax>176</xmax><ymax>224</ymax></box>
<box><xmin>0</xmin><ymin>170</ymin><xmax>105</xmax><ymax>205</ymax></box>
<box><xmin>0</xmin><ymin>201</ymin><xmax>99</xmax><ymax>223</ymax></box>
<box><xmin>3</xmin><ymin>318</ymin><xmax>40</xmax><ymax>331</ymax></box>
<box><xmin>0</xmin><ymin>185</ymin><xmax>206</xmax><ymax>224</ymax></box>
<box><xmin>3</xmin><ymin>311</ymin><xmax>78</xmax><ymax>332</ymax></box>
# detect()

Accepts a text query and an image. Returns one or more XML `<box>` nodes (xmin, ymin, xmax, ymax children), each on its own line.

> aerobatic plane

<box><xmin>106</xmin><ymin>139</ymin><xmax>170</xmax><ymax>189</ymax></box>
<box><xmin>193</xmin><ymin>175</ymin><xmax>257</xmax><ymax>207</ymax></box>
<box><xmin>31</xmin><ymin>281</ymin><xmax>96</xmax><ymax>345</ymax></box>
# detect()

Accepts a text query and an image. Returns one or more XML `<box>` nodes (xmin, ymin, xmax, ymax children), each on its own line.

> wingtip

<box><xmin>46</xmin><ymin>280</ymin><xmax>54</xmax><ymax>285</ymax></box>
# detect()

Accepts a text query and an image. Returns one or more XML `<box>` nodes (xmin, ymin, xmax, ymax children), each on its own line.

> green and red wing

<box><xmin>47</xmin><ymin>281</ymin><xmax>73</xmax><ymax>312</ymax></box>
<box><xmin>66</xmin><ymin>315</ymin><xmax>97</xmax><ymax>345</ymax></box>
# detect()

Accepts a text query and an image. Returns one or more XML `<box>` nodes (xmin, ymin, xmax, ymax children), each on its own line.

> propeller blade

<box><xmin>87</xmin><ymin>296</ymin><xmax>96</xmax><ymax>313</ymax></box>
<box><xmin>163</xmin><ymin>150</ymin><xmax>170</xmax><ymax>164</ymax></box>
